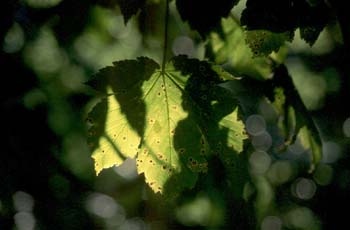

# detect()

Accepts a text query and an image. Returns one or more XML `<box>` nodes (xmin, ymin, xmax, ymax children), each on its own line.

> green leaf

<box><xmin>87</xmin><ymin>55</ymin><xmax>247</xmax><ymax>195</ymax></box>
<box><xmin>208</xmin><ymin>18</ymin><xmax>288</xmax><ymax>79</ymax></box>
<box><xmin>176</xmin><ymin>0</ymin><xmax>240</xmax><ymax>36</ymax></box>
<box><xmin>245</xmin><ymin>30</ymin><xmax>294</xmax><ymax>57</ymax></box>
<box><xmin>171</xmin><ymin>56</ymin><xmax>247</xmax><ymax>154</ymax></box>
<box><xmin>270</xmin><ymin>65</ymin><xmax>322</xmax><ymax>170</ymax></box>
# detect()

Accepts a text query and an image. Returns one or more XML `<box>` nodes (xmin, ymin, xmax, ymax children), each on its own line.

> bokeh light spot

<box><xmin>172</xmin><ymin>36</ymin><xmax>195</xmax><ymax>57</ymax></box>
<box><xmin>252</xmin><ymin>131</ymin><xmax>272</xmax><ymax>151</ymax></box>
<box><xmin>285</xmin><ymin>207</ymin><xmax>319</xmax><ymax>230</ymax></box>
<box><xmin>313</xmin><ymin>164</ymin><xmax>333</xmax><ymax>186</ymax></box>
<box><xmin>343</xmin><ymin>117</ymin><xmax>350</xmax><ymax>137</ymax></box>
<box><xmin>267</xmin><ymin>161</ymin><xmax>294</xmax><ymax>185</ymax></box>
<box><xmin>249</xmin><ymin>150</ymin><xmax>271</xmax><ymax>175</ymax></box>
<box><xmin>3</xmin><ymin>23</ymin><xmax>25</xmax><ymax>53</ymax></box>
<box><xmin>14</xmin><ymin>212</ymin><xmax>36</xmax><ymax>230</ymax></box>
<box><xmin>13</xmin><ymin>191</ymin><xmax>35</xmax><ymax>212</ymax></box>
<box><xmin>119</xmin><ymin>218</ymin><xmax>147</xmax><ymax>230</ymax></box>
<box><xmin>261</xmin><ymin>216</ymin><xmax>282</xmax><ymax>230</ymax></box>
<box><xmin>86</xmin><ymin>193</ymin><xmax>124</xmax><ymax>219</ymax></box>
<box><xmin>321</xmin><ymin>141</ymin><xmax>341</xmax><ymax>163</ymax></box>
<box><xmin>259</xmin><ymin>100</ymin><xmax>277</xmax><ymax>122</ymax></box>
<box><xmin>292</xmin><ymin>178</ymin><xmax>317</xmax><ymax>200</ymax></box>
<box><xmin>114</xmin><ymin>158</ymin><xmax>138</xmax><ymax>180</ymax></box>
<box><xmin>246</xmin><ymin>114</ymin><xmax>266</xmax><ymax>136</ymax></box>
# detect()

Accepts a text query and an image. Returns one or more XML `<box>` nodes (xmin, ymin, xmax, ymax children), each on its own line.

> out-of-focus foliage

<box><xmin>1</xmin><ymin>0</ymin><xmax>350</xmax><ymax>230</ymax></box>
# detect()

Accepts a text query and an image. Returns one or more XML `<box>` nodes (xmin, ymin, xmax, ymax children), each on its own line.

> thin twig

<box><xmin>161</xmin><ymin>0</ymin><xmax>170</xmax><ymax>74</ymax></box>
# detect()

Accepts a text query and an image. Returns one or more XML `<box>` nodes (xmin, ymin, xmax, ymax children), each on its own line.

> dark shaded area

<box><xmin>176</xmin><ymin>0</ymin><xmax>239</xmax><ymax>36</ymax></box>
<box><xmin>0</xmin><ymin>2</ymin><xmax>97</xmax><ymax>229</ymax></box>
<box><xmin>241</xmin><ymin>0</ymin><xmax>332</xmax><ymax>45</ymax></box>
<box><xmin>0</xmin><ymin>54</ymin><xmax>96</xmax><ymax>229</ymax></box>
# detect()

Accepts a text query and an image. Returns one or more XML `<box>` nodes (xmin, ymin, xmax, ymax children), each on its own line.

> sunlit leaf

<box><xmin>87</xmin><ymin>55</ymin><xmax>247</xmax><ymax>195</ymax></box>
<box><xmin>87</xmin><ymin>57</ymin><xmax>159</xmax><ymax>173</ymax></box>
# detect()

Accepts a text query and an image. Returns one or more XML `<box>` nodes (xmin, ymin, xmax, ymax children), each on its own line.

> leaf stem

<box><xmin>161</xmin><ymin>0</ymin><xmax>170</xmax><ymax>74</ymax></box>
